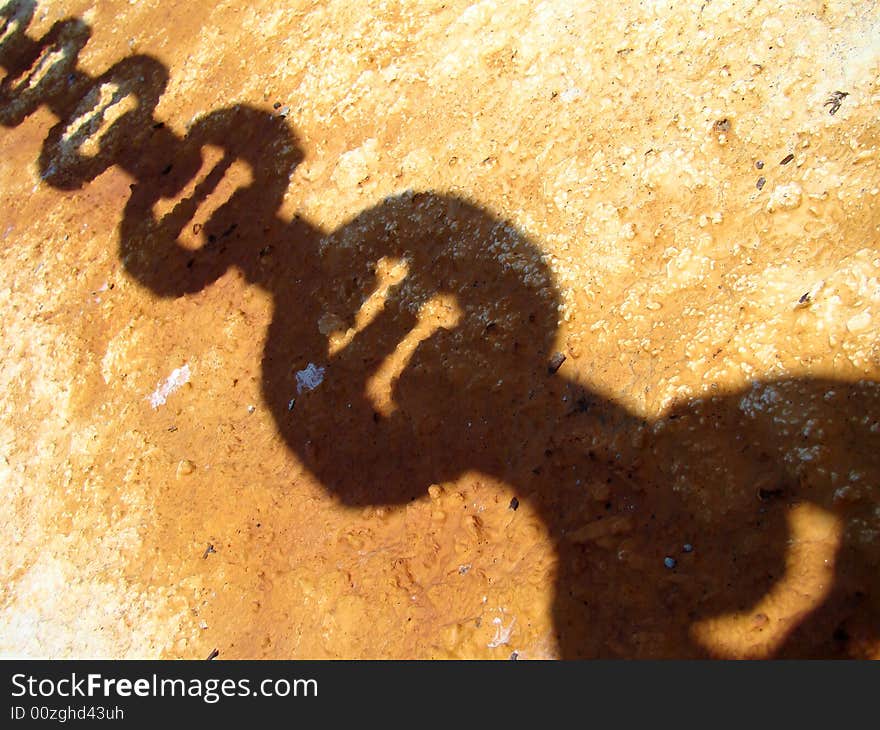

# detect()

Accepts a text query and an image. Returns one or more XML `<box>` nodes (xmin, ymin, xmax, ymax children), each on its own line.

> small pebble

<box><xmin>548</xmin><ymin>352</ymin><xmax>566</xmax><ymax>374</ymax></box>
<box><xmin>682</xmin><ymin>543</ymin><xmax>693</xmax><ymax>553</ymax></box>
<box><xmin>176</xmin><ymin>459</ymin><xmax>195</xmax><ymax>478</ymax></box>
<box><xmin>664</xmin><ymin>556</ymin><xmax>677</xmax><ymax>569</ymax></box>
<box><xmin>247</xmin><ymin>404</ymin><xmax>256</xmax><ymax>414</ymax></box>
<box><xmin>755</xmin><ymin>160</ymin><xmax>764</xmax><ymax>169</ymax></box>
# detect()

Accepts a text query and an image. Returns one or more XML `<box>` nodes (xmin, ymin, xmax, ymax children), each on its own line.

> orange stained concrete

<box><xmin>0</xmin><ymin>0</ymin><xmax>879</xmax><ymax>658</ymax></box>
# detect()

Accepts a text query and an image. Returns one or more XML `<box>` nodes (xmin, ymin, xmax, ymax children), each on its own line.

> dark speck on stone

<box><xmin>755</xmin><ymin>160</ymin><xmax>764</xmax><ymax>169</ymax></box>
<box><xmin>509</xmin><ymin>497</ymin><xmax>519</xmax><ymax>511</ymax></box>
<box><xmin>273</xmin><ymin>101</ymin><xmax>282</xmax><ymax>109</ymax></box>
<box><xmin>664</xmin><ymin>557</ymin><xmax>677</xmax><ymax>569</ymax></box>
<box><xmin>756</xmin><ymin>177</ymin><xmax>766</xmax><ymax>190</ymax></box>
<box><xmin>510</xmin><ymin>651</ymin><xmax>519</xmax><ymax>660</ymax></box>
<box><xmin>683</xmin><ymin>544</ymin><xmax>693</xmax><ymax>553</ymax></box>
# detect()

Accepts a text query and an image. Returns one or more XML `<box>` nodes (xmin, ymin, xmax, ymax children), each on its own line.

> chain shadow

<box><xmin>2</xmin><ymin>0</ymin><xmax>879</xmax><ymax>658</ymax></box>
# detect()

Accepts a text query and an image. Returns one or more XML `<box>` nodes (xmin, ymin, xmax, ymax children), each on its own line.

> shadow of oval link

<box><xmin>0</xmin><ymin>0</ymin><xmax>37</xmax><ymax>69</ymax></box>
<box><xmin>119</xmin><ymin>104</ymin><xmax>304</xmax><ymax>297</ymax></box>
<box><xmin>0</xmin><ymin>16</ymin><xmax>89</xmax><ymax>127</ymax></box>
<box><xmin>37</xmin><ymin>55</ymin><xmax>169</xmax><ymax>189</ymax></box>
<box><xmin>545</xmin><ymin>378</ymin><xmax>880</xmax><ymax>658</ymax></box>
<box><xmin>265</xmin><ymin>192</ymin><xmax>565</xmax><ymax>506</ymax></box>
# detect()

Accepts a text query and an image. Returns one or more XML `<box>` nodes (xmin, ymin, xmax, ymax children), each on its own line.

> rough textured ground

<box><xmin>0</xmin><ymin>0</ymin><xmax>878</xmax><ymax>659</ymax></box>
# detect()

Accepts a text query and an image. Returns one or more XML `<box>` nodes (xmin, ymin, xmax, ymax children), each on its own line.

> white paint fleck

<box><xmin>296</xmin><ymin>363</ymin><xmax>325</xmax><ymax>393</ymax></box>
<box><xmin>487</xmin><ymin>616</ymin><xmax>516</xmax><ymax>648</ymax></box>
<box><xmin>148</xmin><ymin>364</ymin><xmax>191</xmax><ymax>409</ymax></box>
